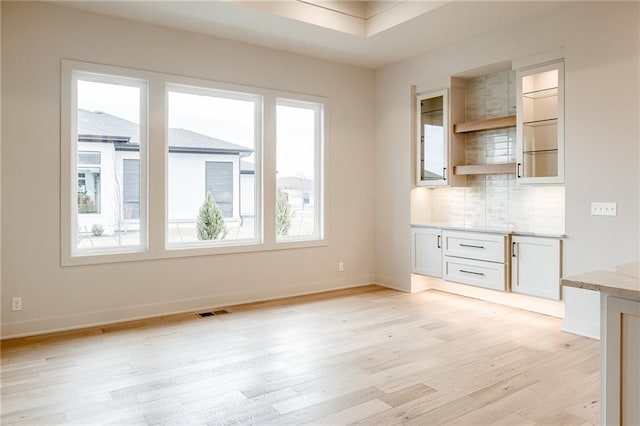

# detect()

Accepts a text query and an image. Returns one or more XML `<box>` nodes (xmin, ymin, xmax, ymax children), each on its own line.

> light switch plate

<box><xmin>591</xmin><ymin>202</ymin><xmax>617</xmax><ymax>216</ymax></box>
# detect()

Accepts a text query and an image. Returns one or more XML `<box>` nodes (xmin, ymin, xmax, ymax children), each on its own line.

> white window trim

<box><xmin>275</xmin><ymin>98</ymin><xmax>325</xmax><ymax>243</ymax></box>
<box><xmin>165</xmin><ymin>82</ymin><xmax>263</xmax><ymax>250</ymax></box>
<box><xmin>61</xmin><ymin>60</ymin><xmax>328</xmax><ymax>267</ymax></box>
<box><xmin>62</xmin><ymin>61</ymin><xmax>150</xmax><ymax>264</ymax></box>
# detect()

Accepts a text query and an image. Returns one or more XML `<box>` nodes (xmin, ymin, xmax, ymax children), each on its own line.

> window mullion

<box><xmin>148</xmin><ymin>78</ymin><xmax>165</xmax><ymax>256</ymax></box>
<box><xmin>263</xmin><ymin>94</ymin><xmax>278</xmax><ymax>247</ymax></box>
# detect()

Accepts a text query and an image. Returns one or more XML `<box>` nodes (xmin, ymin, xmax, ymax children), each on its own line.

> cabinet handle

<box><xmin>512</xmin><ymin>241</ymin><xmax>517</xmax><ymax>257</ymax></box>
<box><xmin>459</xmin><ymin>243</ymin><xmax>485</xmax><ymax>249</ymax></box>
<box><xmin>460</xmin><ymin>269</ymin><xmax>485</xmax><ymax>276</ymax></box>
<box><xmin>517</xmin><ymin>162</ymin><xmax>522</xmax><ymax>178</ymax></box>
<box><xmin>437</xmin><ymin>235</ymin><xmax>441</xmax><ymax>249</ymax></box>
<box><xmin>443</xmin><ymin>167</ymin><xmax>447</xmax><ymax>181</ymax></box>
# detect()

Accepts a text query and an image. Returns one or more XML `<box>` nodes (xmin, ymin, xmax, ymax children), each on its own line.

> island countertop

<box><xmin>561</xmin><ymin>266</ymin><xmax>640</xmax><ymax>300</ymax></box>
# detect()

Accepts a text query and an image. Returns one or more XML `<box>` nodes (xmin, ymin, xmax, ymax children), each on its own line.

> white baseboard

<box><xmin>1</xmin><ymin>276</ymin><xmax>376</xmax><ymax>339</ymax></box>
<box><xmin>562</xmin><ymin>316</ymin><xmax>600</xmax><ymax>340</ymax></box>
<box><xmin>373</xmin><ymin>275</ymin><xmax>411</xmax><ymax>293</ymax></box>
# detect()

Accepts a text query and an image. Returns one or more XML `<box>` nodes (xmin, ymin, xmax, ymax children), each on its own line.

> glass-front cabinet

<box><xmin>416</xmin><ymin>89</ymin><xmax>448</xmax><ymax>186</ymax></box>
<box><xmin>516</xmin><ymin>60</ymin><xmax>564</xmax><ymax>184</ymax></box>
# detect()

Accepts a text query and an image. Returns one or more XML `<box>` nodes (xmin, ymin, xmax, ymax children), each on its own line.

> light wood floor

<box><xmin>1</xmin><ymin>286</ymin><xmax>600</xmax><ymax>425</ymax></box>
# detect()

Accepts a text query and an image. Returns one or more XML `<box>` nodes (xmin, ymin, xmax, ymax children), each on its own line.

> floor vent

<box><xmin>197</xmin><ymin>310</ymin><xmax>230</xmax><ymax>318</ymax></box>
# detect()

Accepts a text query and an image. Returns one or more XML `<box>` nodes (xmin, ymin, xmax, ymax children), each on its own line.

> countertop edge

<box><xmin>410</xmin><ymin>223</ymin><xmax>566</xmax><ymax>239</ymax></box>
<box><xmin>562</xmin><ymin>270</ymin><xmax>640</xmax><ymax>300</ymax></box>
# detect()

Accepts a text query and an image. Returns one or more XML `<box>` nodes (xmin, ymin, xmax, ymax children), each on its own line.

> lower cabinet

<box><xmin>411</xmin><ymin>227</ymin><xmax>442</xmax><ymax>278</ymax></box>
<box><xmin>602</xmin><ymin>295</ymin><xmax>640</xmax><ymax>425</ymax></box>
<box><xmin>442</xmin><ymin>230</ymin><xmax>507</xmax><ymax>291</ymax></box>
<box><xmin>511</xmin><ymin>235</ymin><xmax>562</xmax><ymax>300</ymax></box>
<box><xmin>412</xmin><ymin>227</ymin><xmax>562</xmax><ymax>298</ymax></box>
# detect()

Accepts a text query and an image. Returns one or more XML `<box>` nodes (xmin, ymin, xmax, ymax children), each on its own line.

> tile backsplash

<box><xmin>418</xmin><ymin>69</ymin><xmax>565</xmax><ymax>235</ymax></box>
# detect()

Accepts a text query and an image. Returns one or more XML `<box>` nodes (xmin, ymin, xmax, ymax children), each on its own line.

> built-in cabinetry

<box><xmin>442</xmin><ymin>230</ymin><xmax>507</xmax><ymax>291</ymax></box>
<box><xmin>511</xmin><ymin>235</ymin><xmax>562</xmax><ymax>300</ymax></box>
<box><xmin>416</xmin><ymin>89</ymin><xmax>448</xmax><ymax>186</ymax></box>
<box><xmin>415</xmin><ymin>81</ymin><xmax>465</xmax><ymax>187</ymax></box>
<box><xmin>411</xmin><ymin>227</ymin><xmax>442</xmax><ymax>277</ymax></box>
<box><xmin>415</xmin><ymin>60</ymin><xmax>564</xmax><ymax>184</ymax></box>
<box><xmin>412</xmin><ymin>226</ymin><xmax>563</xmax><ymax>298</ymax></box>
<box><xmin>516</xmin><ymin>60</ymin><xmax>565</xmax><ymax>184</ymax></box>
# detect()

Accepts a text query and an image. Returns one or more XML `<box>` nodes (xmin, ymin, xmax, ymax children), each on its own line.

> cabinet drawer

<box><xmin>442</xmin><ymin>231</ymin><xmax>506</xmax><ymax>263</ymax></box>
<box><xmin>444</xmin><ymin>256</ymin><xmax>506</xmax><ymax>291</ymax></box>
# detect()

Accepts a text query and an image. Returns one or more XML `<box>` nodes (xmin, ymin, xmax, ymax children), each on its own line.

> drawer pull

<box><xmin>459</xmin><ymin>243</ymin><xmax>485</xmax><ymax>249</ymax></box>
<box><xmin>459</xmin><ymin>269</ymin><xmax>485</xmax><ymax>276</ymax></box>
<box><xmin>437</xmin><ymin>235</ymin><xmax>442</xmax><ymax>249</ymax></box>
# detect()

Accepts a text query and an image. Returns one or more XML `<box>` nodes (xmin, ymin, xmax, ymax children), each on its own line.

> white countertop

<box><xmin>411</xmin><ymin>223</ymin><xmax>565</xmax><ymax>239</ymax></box>
<box><xmin>562</xmin><ymin>264</ymin><xmax>640</xmax><ymax>300</ymax></box>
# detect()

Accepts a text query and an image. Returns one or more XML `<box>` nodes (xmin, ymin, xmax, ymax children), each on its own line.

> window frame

<box><xmin>275</xmin><ymin>98</ymin><xmax>325</xmax><ymax>243</ymax></box>
<box><xmin>61</xmin><ymin>60</ymin><xmax>328</xmax><ymax>267</ymax></box>
<box><xmin>62</xmin><ymin>62</ymin><xmax>149</xmax><ymax>263</ymax></box>
<box><xmin>165</xmin><ymin>83</ymin><xmax>263</xmax><ymax>250</ymax></box>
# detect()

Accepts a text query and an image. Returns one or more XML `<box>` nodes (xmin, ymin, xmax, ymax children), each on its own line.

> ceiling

<box><xmin>52</xmin><ymin>1</ymin><xmax>570</xmax><ymax>69</ymax></box>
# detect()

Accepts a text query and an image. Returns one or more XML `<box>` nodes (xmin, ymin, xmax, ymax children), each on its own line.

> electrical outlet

<box><xmin>591</xmin><ymin>202</ymin><xmax>617</xmax><ymax>216</ymax></box>
<box><xmin>338</xmin><ymin>262</ymin><xmax>344</xmax><ymax>272</ymax></box>
<box><xmin>12</xmin><ymin>297</ymin><xmax>22</xmax><ymax>312</ymax></box>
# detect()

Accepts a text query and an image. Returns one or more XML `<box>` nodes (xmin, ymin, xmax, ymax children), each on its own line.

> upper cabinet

<box><xmin>416</xmin><ymin>89</ymin><xmax>448</xmax><ymax>186</ymax></box>
<box><xmin>416</xmin><ymin>83</ymin><xmax>465</xmax><ymax>187</ymax></box>
<box><xmin>516</xmin><ymin>60</ymin><xmax>565</xmax><ymax>184</ymax></box>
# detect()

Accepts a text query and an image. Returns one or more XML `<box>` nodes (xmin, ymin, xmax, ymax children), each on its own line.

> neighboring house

<box><xmin>76</xmin><ymin>109</ymin><xmax>254</xmax><ymax>235</ymax></box>
<box><xmin>277</xmin><ymin>176</ymin><xmax>315</xmax><ymax>209</ymax></box>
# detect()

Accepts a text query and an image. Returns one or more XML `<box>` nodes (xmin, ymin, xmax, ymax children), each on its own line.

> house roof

<box><xmin>78</xmin><ymin>109</ymin><xmax>140</xmax><ymax>144</ymax></box>
<box><xmin>78</xmin><ymin>109</ymin><xmax>253</xmax><ymax>156</ymax></box>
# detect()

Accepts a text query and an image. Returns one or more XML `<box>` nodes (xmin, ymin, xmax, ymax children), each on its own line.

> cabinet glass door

<box><xmin>417</xmin><ymin>89</ymin><xmax>448</xmax><ymax>186</ymax></box>
<box><xmin>516</xmin><ymin>61</ymin><xmax>564</xmax><ymax>184</ymax></box>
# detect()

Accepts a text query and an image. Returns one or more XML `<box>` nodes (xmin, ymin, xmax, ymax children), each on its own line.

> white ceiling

<box><xmin>52</xmin><ymin>1</ymin><xmax>570</xmax><ymax>69</ymax></box>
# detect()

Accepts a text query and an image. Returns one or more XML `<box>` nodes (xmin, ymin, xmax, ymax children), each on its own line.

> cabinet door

<box><xmin>511</xmin><ymin>236</ymin><xmax>561</xmax><ymax>299</ymax></box>
<box><xmin>416</xmin><ymin>89</ymin><xmax>449</xmax><ymax>187</ymax></box>
<box><xmin>516</xmin><ymin>60</ymin><xmax>564</xmax><ymax>184</ymax></box>
<box><xmin>412</xmin><ymin>227</ymin><xmax>442</xmax><ymax>277</ymax></box>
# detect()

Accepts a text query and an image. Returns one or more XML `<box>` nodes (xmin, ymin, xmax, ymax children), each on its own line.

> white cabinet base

<box><xmin>601</xmin><ymin>294</ymin><xmax>640</xmax><ymax>426</ymax></box>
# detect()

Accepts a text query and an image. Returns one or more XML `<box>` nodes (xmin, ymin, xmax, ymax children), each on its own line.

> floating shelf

<box><xmin>454</xmin><ymin>162</ymin><xmax>517</xmax><ymax>175</ymax></box>
<box><xmin>453</xmin><ymin>115</ymin><xmax>516</xmax><ymax>134</ymax></box>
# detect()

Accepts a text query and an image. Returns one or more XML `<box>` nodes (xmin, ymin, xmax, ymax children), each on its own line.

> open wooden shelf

<box><xmin>453</xmin><ymin>115</ymin><xmax>516</xmax><ymax>133</ymax></box>
<box><xmin>454</xmin><ymin>162</ymin><xmax>517</xmax><ymax>175</ymax></box>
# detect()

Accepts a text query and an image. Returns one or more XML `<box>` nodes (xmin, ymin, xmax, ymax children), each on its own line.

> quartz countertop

<box><xmin>562</xmin><ymin>265</ymin><xmax>640</xmax><ymax>300</ymax></box>
<box><xmin>411</xmin><ymin>223</ymin><xmax>565</xmax><ymax>239</ymax></box>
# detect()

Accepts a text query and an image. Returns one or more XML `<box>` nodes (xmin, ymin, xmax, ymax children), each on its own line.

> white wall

<box><xmin>168</xmin><ymin>153</ymin><xmax>240</xmax><ymax>221</ymax></box>
<box><xmin>241</xmin><ymin>174</ymin><xmax>255</xmax><ymax>217</ymax></box>
<box><xmin>1</xmin><ymin>2</ymin><xmax>376</xmax><ymax>337</ymax></box>
<box><xmin>375</xmin><ymin>2</ymin><xmax>639</xmax><ymax>336</ymax></box>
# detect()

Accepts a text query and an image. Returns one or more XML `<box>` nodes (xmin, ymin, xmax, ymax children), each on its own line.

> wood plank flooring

<box><xmin>1</xmin><ymin>286</ymin><xmax>600</xmax><ymax>425</ymax></box>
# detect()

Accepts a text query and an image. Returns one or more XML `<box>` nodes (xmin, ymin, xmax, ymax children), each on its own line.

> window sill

<box><xmin>62</xmin><ymin>238</ymin><xmax>328</xmax><ymax>267</ymax></box>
